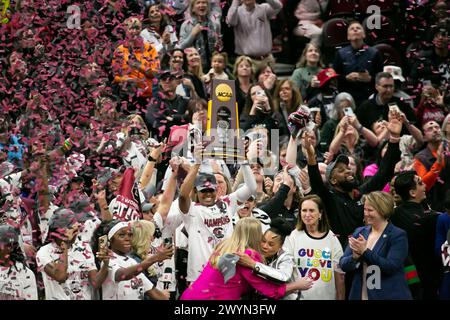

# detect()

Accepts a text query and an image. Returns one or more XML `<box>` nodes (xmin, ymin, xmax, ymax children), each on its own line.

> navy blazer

<box><xmin>340</xmin><ymin>222</ymin><xmax>412</xmax><ymax>300</ymax></box>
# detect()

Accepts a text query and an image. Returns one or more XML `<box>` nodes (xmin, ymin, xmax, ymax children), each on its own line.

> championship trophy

<box><xmin>203</xmin><ymin>79</ymin><xmax>245</xmax><ymax>161</ymax></box>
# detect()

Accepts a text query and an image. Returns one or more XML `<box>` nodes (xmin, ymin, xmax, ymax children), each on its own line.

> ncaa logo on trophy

<box><xmin>204</xmin><ymin>79</ymin><xmax>245</xmax><ymax>162</ymax></box>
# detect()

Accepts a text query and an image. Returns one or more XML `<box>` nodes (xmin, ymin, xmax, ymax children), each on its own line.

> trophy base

<box><xmin>203</xmin><ymin>146</ymin><xmax>245</xmax><ymax>161</ymax></box>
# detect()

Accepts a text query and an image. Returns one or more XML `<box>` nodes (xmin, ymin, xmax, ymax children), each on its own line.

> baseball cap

<box><xmin>159</xmin><ymin>69</ymin><xmax>181</xmax><ymax>80</ymax></box>
<box><xmin>325</xmin><ymin>154</ymin><xmax>349</xmax><ymax>182</ymax></box>
<box><xmin>383</xmin><ymin>65</ymin><xmax>405</xmax><ymax>82</ymax></box>
<box><xmin>316</xmin><ymin>68</ymin><xmax>339</xmax><ymax>88</ymax></box>
<box><xmin>195</xmin><ymin>173</ymin><xmax>217</xmax><ymax>192</ymax></box>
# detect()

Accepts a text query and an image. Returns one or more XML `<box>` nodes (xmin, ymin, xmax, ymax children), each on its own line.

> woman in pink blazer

<box><xmin>181</xmin><ymin>217</ymin><xmax>313</xmax><ymax>300</ymax></box>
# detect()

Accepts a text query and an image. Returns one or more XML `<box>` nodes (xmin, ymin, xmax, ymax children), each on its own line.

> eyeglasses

<box><xmin>199</xmin><ymin>188</ymin><xmax>215</xmax><ymax>193</ymax></box>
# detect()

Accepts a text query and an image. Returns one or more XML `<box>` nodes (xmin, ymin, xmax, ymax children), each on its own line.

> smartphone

<box><xmin>388</xmin><ymin>102</ymin><xmax>400</xmax><ymax>113</ymax></box>
<box><xmin>255</xmin><ymin>90</ymin><xmax>266</xmax><ymax>98</ymax></box>
<box><xmin>98</xmin><ymin>235</ymin><xmax>108</xmax><ymax>252</ymax></box>
<box><xmin>164</xmin><ymin>237</ymin><xmax>173</xmax><ymax>246</ymax></box>
<box><xmin>145</xmin><ymin>138</ymin><xmax>160</xmax><ymax>148</ymax></box>
<box><xmin>343</xmin><ymin>107</ymin><xmax>355</xmax><ymax>117</ymax></box>
<box><xmin>129</xmin><ymin>127</ymin><xmax>140</xmax><ymax>136</ymax></box>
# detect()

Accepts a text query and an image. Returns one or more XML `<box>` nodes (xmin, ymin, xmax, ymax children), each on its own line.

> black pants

<box><xmin>175</xmin><ymin>248</ymin><xmax>188</xmax><ymax>299</ymax></box>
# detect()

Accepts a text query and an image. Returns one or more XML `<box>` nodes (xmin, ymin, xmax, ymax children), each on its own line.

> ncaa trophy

<box><xmin>204</xmin><ymin>79</ymin><xmax>245</xmax><ymax>162</ymax></box>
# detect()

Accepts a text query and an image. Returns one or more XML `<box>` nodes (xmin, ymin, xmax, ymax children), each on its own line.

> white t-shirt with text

<box><xmin>36</xmin><ymin>242</ymin><xmax>97</xmax><ymax>300</ymax></box>
<box><xmin>283</xmin><ymin>229</ymin><xmax>344</xmax><ymax>300</ymax></box>
<box><xmin>102</xmin><ymin>252</ymin><xmax>154</xmax><ymax>300</ymax></box>
<box><xmin>0</xmin><ymin>263</ymin><xmax>38</xmax><ymax>300</ymax></box>
<box><xmin>175</xmin><ymin>195</ymin><xmax>237</xmax><ymax>282</ymax></box>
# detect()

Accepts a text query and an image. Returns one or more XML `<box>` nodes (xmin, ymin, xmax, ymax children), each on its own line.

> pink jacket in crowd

<box><xmin>180</xmin><ymin>249</ymin><xmax>286</xmax><ymax>300</ymax></box>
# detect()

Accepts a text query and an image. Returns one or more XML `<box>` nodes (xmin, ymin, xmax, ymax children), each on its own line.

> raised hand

<box><xmin>247</xmin><ymin>138</ymin><xmax>263</xmax><ymax>160</ymax></box>
<box><xmin>169</xmin><ymin>156</ymin><xmax>181</xmax><ymax>175</ymax></box>
<box><xmin>323</xmin><ymin>151</ymin><xmax>334</xmax><ymax>165</ymax></box>
<box><xmin>282</xmin><ymin>166</ymin><xmax>295</xmax><ymax>189</ymax></box>
<box><xmin>387</xmin><ymin>114</ymin><xmax>403</xmax><ymax>138</ymax></box>
<box><xmin>153</xmin><ymin>244</ymin><xmax>175</xmax><ymax>262</ymax></box>
<box><xmin>96</xmin><ymin>248</ymin><xmax>113</xmax><ymax>264</ymax></box>
<box><xmin>236</xmin><ymin>252</ymin><xmax>256</xmax><ymax>269</ymax></box>
<box><xmin>193</xmin><ymin>143</ymin><xmax>204</xmax><ymax>164</ymax></box>
<box><xmin>191</xmin><ymin>24</ymin><xmax>203</xmax><ymax>37</ymax></box>
<box><xmin>338</xmin><ymin>116</ymin><xmax>349</xmax><ymax>131</ymax></box>
<box><xmin>303</xmin><ymin>131</ymin><xmax>316</xmax><ymax>160</ymax></box>
<box><xmin>299</xmin><ymin>168</ymin><xmax>310</xmax><ymax>191</ymax></box>
<box><xmin>264</xmin><ymin>177</ymin><xmax>273</xmax><ymax>194</ymax></box>
<box><xmin>149</xmin><ymin>141</ymin><xmax>165</xmax><ymax>162</ymax></box>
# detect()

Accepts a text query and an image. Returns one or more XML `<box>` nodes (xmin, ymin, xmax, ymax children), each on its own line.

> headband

<box><xmin>107</xmin><ymin>222</ymin><xmax>130</xmax><ymax>240</ymax></box>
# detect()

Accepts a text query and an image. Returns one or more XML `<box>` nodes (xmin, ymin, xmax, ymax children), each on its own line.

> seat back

<box><xmin>374</xmin><ymin>43</ymin><xmax>403</xmax><ymax>68</ymax></box>
<box><xmin>327</xmin><ymin>0</ymin><xmax>357</xmax><ymax>18</ymax></box>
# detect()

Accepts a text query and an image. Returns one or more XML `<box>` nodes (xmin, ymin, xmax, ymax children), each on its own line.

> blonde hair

<box><xmin>131</xmin><ymin>220</ymin><xmax>156</xmax><ymax>261</ymax></box>
<box><xmin>189</xmin><ymin>0</ymin><xmax>211</xmax><ymax>18</ymax></box>
<box><xmin>124</xmin><ymin>114</ymin><xmax>150</xmax><ymax>140</ymax></box>
<box><xmin>185</xmin><ymin>47</ymin><xmax>204</xmax><ymax>77</ymax></box>
<box><xmin>233</xmin><ymin>55</ymin><xmax>254</xmax><ymax>79</ymax></box>
<box><xmin>210</xmin><ymin>217</ymin><xmax>263</xmax><ymax>268</ymax></box>
<box><xmin>362</xmin><ymin>191</ymin><xmax>395</xmax><ymax>220</ymax></box>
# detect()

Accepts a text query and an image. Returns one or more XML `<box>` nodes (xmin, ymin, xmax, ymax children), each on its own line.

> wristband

<box><xmin>147</xmin><ymin>155</ymin><xmax>157</xmax><ymax>162</ymax></box>
<box><xmin>356</xmin><ymin>124</ymin><xmax>364</xmax><ymax>134</ymax></box>
<box><xmin>62</xmin><ymin>138</ymin><xmax>73</xmax><ymax>152</ymax></box>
